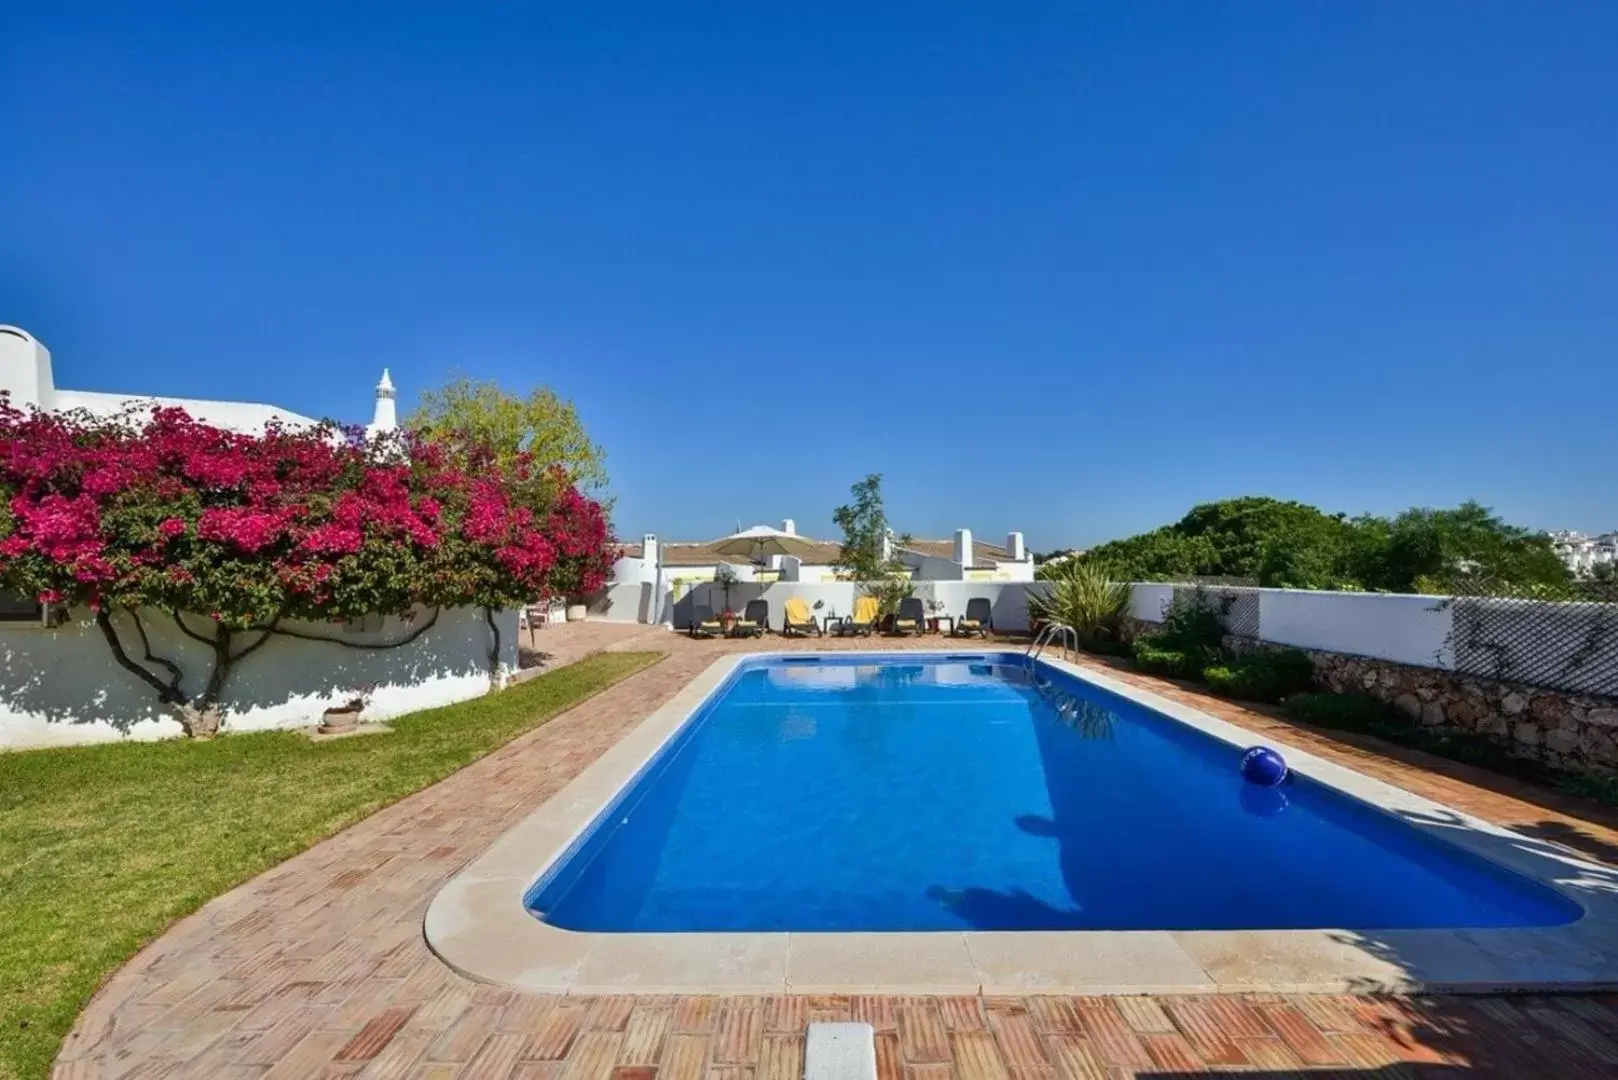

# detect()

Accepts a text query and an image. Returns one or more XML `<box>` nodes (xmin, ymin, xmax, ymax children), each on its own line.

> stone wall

<box><xmin>1124</xmin><ymin>617</ymin><xmax>1618</xmax><ymax>775</ymax></box>
<box><xmin>1301</xmin><ymin>646</ymin><xmax>1618</xmax><ymax>775</ymax></box>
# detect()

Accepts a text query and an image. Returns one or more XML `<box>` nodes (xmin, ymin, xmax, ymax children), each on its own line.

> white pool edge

<box><xmin>424</xmin><ymin>650</ymin><xmax>1618</xmax><ymax>995</ymax></box>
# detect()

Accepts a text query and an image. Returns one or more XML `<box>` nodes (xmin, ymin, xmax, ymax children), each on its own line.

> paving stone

<box><xmin>47</xmin><ymin>626</ymin><xmax>1618</xmax><ymax>1080</ymax></box>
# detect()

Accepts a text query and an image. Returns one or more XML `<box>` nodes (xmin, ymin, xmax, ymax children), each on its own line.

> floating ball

<box><xmin>1240</xmin><ymin>746</ymin><xmax>1288</xmax><ymax>787</ymax></box>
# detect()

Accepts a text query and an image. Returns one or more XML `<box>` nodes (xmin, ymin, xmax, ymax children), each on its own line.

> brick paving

<box><xmin>54</xmin><ymin>624</ymin><xmax>1618</xmax><ymax>1079</ymax></box>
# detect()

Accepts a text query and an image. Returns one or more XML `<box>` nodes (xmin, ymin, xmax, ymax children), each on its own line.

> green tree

<box><xmin>832</xmin><ymin>473</ymin><xmax>911</xmax><ymax>583</ymax></box>
<box><xmin>1370</xmin><ymin>501</ymin><xmax>1570</xmax><ymax>594</ymax></box>
<box><xmin>1083</xmin><ymin>497</ymin><xmax>1357</xmax><ymax>588</ymax></box>
<box><xmin>408</xmin><ymin>377</ymin><xmax>609</xmax><ymax>494</ymax></box>
<box><xmin>1079</xmin><ymin>495</ymin><xmax>1570</xmax><ymax>595</ymax></box>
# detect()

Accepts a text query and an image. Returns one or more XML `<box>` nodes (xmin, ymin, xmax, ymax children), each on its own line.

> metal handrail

<box><xmin>1025</xmin><ymin>620</ymin><xmax>1079</xmax><ymax>672</ymax></box>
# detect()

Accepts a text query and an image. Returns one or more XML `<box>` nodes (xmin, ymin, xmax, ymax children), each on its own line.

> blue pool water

<box><xmin>529</xmin><ymin>654</ymin><xmax>1580</xmax><ymax>933</ymax></box>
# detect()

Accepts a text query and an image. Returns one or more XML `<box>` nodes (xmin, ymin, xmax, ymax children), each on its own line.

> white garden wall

<box><xmin>1257</xmin><ymin>589</ymin><xmax>1454</xmax><ymax>669</ymax></box>
<box><xmin>592</xmin><ymin>575</ymin><xmax>1607</xmax><ymax>697</ymax></box>
<box><xmin>0</xmin><ymin>605</ymin><xmax>517</xmax><ymax>750</ymax></box>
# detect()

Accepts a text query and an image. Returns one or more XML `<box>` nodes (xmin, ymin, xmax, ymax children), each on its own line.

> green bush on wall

<box><xmin>1203</xmin><ymin>648</ymin><xmax>1317</xmax><ymax>703</ymax></box>
<box><xmin>1132</xmin><ymin>636</ymin><xmax>1216</xmax><ymax>680</ymax></box>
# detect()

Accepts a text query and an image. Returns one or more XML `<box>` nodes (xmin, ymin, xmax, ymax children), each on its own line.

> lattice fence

<box><xmin>1443</xmin><ymin>580</ymin><xmax>1618</xmax><ymax>698</ymax></box>
<box><xmin>1167</xmin><ymin>581</ymin><xmax>1261</xmax><ymax>639</ymax></box>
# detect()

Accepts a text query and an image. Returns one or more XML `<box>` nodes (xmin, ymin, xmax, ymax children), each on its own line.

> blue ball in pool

<box><xmin>1240</xmin><ymin>746</ymin><xmax>1288</xmax><ymax>787</ymax></box>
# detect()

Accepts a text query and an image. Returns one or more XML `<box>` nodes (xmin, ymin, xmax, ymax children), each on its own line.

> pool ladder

<box><xmin>1025</xmin><ymin>620</ymin><xmax>1079</xmax><ymax>672</ymax></box>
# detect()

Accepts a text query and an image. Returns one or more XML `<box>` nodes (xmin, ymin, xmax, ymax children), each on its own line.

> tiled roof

<box><xmin>900</xmin><ymin>538</ymin><xmax>1012</xmax><ymax>570</ymax></box>
<box><xmin>620</xmin><ymin>534</ymin><xmax>1021</xmax><ymax>570</ymax></box>
<box><xmin>617</xmin><ymin>539</ymin><xmax>846</xmax><ymax>566</ymax></box>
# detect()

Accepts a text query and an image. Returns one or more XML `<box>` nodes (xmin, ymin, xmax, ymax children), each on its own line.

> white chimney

<box><xmin>781</xmin><ymin>518</ymin><xmax>796</xmax><ymax>536</ymax></box>
<box><xmin>641</xmin><ymin>533</ymin><xmax>659</xmax><ymax>570</ymax></box>
<box><xmin>1006</xmin><ymin>531</ymin><xmax>1026</xmax><ymax>561</ymax></box>
<box><xmin>955</xmin><ymin>528</ymin><xmax>974</xmax><ymax>567</ymax></box>
<box><xmin>367</xmin><ymin>368</ymin><xmax>398</xmax><ymax>436</ymax></box>
<box><xmin>0</xmin><ymin>326</ymin><xmax>55</xmax><ymax>410</ymax></box>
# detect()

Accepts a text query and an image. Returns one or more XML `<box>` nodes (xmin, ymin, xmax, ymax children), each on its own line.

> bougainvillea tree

<box><xmin>0</xmin><ymin>399</ymin><xmax>614</xmax><ymax>737</ymax></box>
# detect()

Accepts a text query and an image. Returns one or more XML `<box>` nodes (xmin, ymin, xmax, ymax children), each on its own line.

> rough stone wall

<box><xmin>1298</xmin><ymin>645</ymin><xmax>1618</xmax><ymax>775</ymax></box>
<box><xmin>1124</xmin><ymin>616</ymin><xmax>1618</xmax><ymax>775</ymax></box>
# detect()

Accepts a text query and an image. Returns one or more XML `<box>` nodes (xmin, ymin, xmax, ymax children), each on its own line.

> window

<box><xmin>0</xmin><ymin>592</ymin><xmax>46</xmax><ymax>623</ymax></box>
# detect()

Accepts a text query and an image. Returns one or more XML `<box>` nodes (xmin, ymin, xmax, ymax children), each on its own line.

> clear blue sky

<box><xmin>5</xmin><ymin>2</ymin><xmax>1615</xmax><ymax>549</ymax></box>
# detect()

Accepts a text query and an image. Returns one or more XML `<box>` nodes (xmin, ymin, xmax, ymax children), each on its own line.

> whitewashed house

<box><xmin>1553</xmin><ymin>530</ymin><xmax>1618</xmax><ymax>579</ymax></box>
<box><xmin>610</xmin><ymin>519</ymin><xmax>1034</xmax><ymax>592</ymax></box>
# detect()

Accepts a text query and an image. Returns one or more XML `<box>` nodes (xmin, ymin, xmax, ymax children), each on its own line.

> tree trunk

<box><xmin>484</xmin><ymin>606</ymin><xmax>505</xmax><ymax>691</ymax></box>
<box><xmin>175</xmin><ymin>701</ymin><xmax>224</xmax><ymax>739</ymax></box>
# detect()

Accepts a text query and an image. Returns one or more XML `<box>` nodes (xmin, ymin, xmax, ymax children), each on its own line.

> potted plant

<box><xmin>713</xmin><ymin>564</ymin><xmax>739</xmax><ymax>632</ymax></box>
<box><xmin>320</xmin><ymin>684</ymin><xmax>376</xmax><ymax>734</ymax></box>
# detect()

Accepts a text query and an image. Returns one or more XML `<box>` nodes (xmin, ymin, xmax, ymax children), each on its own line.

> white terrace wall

<box><xmin>0</xmin><ymin>606</ymin><xmax>518</xmax><ymax>750</ymax></box>
<box><xmin>1129</xmin><ymin>583</ymin><xmax>1618</xmax><ymax>775</ymax></box>
<box><xmin>1128</xmin><ymin>585</ymin><xmax>1456</xmax><ymax>670</ymax></box>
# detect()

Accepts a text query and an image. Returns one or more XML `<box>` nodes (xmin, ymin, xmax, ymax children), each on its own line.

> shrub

<box><xmin>1285</xmin><ymin>692</ymin><xmax>1618</xmax><ymax>809</ymax></box>
<box><xmin>1156</xmin><ymin>587</ymin><xmax>1230</xmax><ymax>651</ymax></box>
<box><xmin>1132</xmin><ymin>636</ymin><xmax>1215</xmax><ymax>680</ymax></box>
<box><xmin>1025</xmin><ymin>562</ymin><xmax>1133</xmax><ymax>650</ymax></box>
<box><xmin>0</xmin><ymin>402</ymin><xmax>615</xmax><ymax>736</ymax></box>
<box><xmin>1203</xmin><ymin>648</ymin><xmax>1316</xmax><ymax>703</ymax></box>
<box><xmin>1283</xmin><ymin>692</ymin><xmax>1406</xmax><ymax>732</ymax></box>
<box><xmin>1284</xmin><ymin>693</ymin><xmax>1525</xmax><ymax>773</ymax></box>
<box><xmin>1084</xmin><ymin>635</ymin><xmax>1136</xmax><ymax>659</ymax></box>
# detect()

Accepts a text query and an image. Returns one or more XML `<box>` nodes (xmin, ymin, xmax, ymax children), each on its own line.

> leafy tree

<box><xmin>1080</xmin><ymin>495</ymin><xmax>1568</xmax><ymax>595</ymax></box>
<box><xmin>832</xmin><ymin>473</ymin><xmax>910</xmax><ymax>581</ymax></box>
<box><xmin>1371</xmin><ymin>501</ymin><xmax>1570</xmax><ymax>594</ymax></box>
<box><xmin>408</xmin><ymin>377</ymin><xmax>608</xmax><ymax>494</ymax></box>
<box><xmin>0</xmin><ymin>401</ymin><xmax>613</xmax><ymax>737</ymax></box>
<box><xmin>1083</xmin><ymin>497</ymin><xmax>1357</xmax><ymax>588</ymax></box>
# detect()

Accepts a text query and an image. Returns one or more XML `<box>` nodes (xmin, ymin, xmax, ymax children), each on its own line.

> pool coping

<box><xmin>424</xmin><ymin>650</ymin><xmax>1618</xmax><ymax>996</ymax></box>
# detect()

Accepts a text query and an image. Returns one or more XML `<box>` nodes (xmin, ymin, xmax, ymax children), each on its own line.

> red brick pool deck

<box><xmin>54</xmin><ymin>625</ymin><xmax>1618</xmax><ymax>1078</ymax></box>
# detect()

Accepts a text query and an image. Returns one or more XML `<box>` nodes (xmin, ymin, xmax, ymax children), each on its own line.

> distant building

<box><xmin>1552</xmin><ymin>531</ymin><xmax>1618</xmax><ymax>578</ymax></box>
<box><xmin>612</xmin><ymin>519</ymin><xmax>1035</xmax><ymax>589</ymax></box>
<box><xmin>0</xmin><ymin>325</ymin><xmax>394</xmax><ymax>437</ymax></box>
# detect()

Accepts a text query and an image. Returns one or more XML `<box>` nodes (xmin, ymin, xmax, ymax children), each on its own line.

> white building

<box><xmin>610</xmin><ymin>519</ymin><xmax>1034</xmax><ymax>593</ymax></box>
<box><xmin>1553</xmin><ymin>530</ymin><xmax>1618</xmax><ymax>578</ymax></box>
<box><xmin>0</xmin><ymin>326</ymin><xmax>514</xmax><ymax>750</ymax></box>
<box><xmin>0</xmin><ymin>324</ymin><xmax>396</xmax><ymax>437</ymax></box>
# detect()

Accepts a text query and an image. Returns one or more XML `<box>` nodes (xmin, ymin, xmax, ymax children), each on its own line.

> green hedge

<box><xmin>1131</xmin><ymin>636</ymin><xmax>1216</xmax><ymax>680</ymax></box>
<box><xmin>1284</xmin><ymin>692</ymin><xmax>1527</xmax><ymax>774</ymax></box>
<box><xmin>1203</xmin><ymin>648</ymin><xmax>1316</xmax><ymax>703</ymax></box>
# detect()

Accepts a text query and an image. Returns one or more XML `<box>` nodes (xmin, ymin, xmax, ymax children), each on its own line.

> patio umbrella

<box><xmin>709</xmin><ymin>525</ymin><xmax>825</xmax><ymax>564</ymax></box>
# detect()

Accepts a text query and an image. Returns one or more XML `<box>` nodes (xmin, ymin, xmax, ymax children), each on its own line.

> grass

<box><xmin>0</xmin><ymin>650</ymin><xmax>662</xmax><ymax>1080</ymax></box>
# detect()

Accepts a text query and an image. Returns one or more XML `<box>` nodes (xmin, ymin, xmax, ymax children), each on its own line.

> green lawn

<box><xmin>0</xmin><ymin>650</ymin><xmax>662</xmax><ymax>1080</ymax></box>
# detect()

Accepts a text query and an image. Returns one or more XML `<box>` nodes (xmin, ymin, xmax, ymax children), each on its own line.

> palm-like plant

<box><xmin>1026</xmin><ymin>561</ymin><xmax>1134</xmax><ymax>650</ymax></box>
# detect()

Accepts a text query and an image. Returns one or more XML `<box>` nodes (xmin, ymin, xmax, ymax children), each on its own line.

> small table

<box><xmin>822</xmin><ymin>614</ymin><xmax>844</xmax><ymax>635</ymax></box>
<box><xmin>930</xmin><ymin>615</ymin><xmax>955</xmax><ymax>635</ymax></box>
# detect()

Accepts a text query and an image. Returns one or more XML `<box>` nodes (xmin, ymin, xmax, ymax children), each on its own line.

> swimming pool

<box><xmin>526</xmin><ymin>653</ymin><xmax>1579</xmax><ymax>934</ymax></box>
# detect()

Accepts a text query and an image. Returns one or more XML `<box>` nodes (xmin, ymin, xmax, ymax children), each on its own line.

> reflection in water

<box><xmin>1239</xmin><ymin>782</ymin><xmax>1290</xmax><ymax>819</ymax></box>
<box><xmin>926</xmin><ymin>883</ymin><xmax>1084</xmax><ymax>929</ymax></box>
<box><xmin>779</xmin><ymin>713</ymin><xmax>817</xmax><ymax>740</ymax></box>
